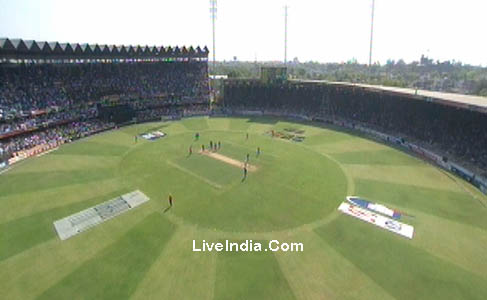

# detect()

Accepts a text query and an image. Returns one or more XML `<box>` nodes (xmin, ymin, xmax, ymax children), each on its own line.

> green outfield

<box><xmin>1</xmin><ymin>116</ymin><xmax>487</xmax><ymax>299</ymax></box>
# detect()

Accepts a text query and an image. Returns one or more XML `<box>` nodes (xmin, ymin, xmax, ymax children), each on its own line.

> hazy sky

<box><xmin>1</xmin><ymin>0</ymin><xmax>486</xmax><ymax>65</ymax></box>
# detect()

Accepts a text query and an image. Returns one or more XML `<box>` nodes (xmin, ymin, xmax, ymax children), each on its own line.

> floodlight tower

<box><xmin>284</xmin><ymin>5</ymin><xmax>288</xmax><ymax>65</ymax></box>
<box><xmin>369</xmin><ymin>0</ymin><xmax>375</xmax><ymax>66</ymax></box>
<box><xmin>210</xmin><ymin>0</ymin><xmax>217</xmax><ymax>74</ymax></box>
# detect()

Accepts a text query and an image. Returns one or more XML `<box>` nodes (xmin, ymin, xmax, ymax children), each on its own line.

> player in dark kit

<box><xmin>243</xmin><ymin>166</ymin><xmax>248</xmax><ymax>179</ymax></box>
<box><xmin>202</xmin><ymin>144</ymin><xmax>205</xmax><ymax>152</ymax></box>
<box><xmin>246</xmin><ymin>153</ymin><xmax>250</xmax><ymax>162</ymax></box>
<box><xmin>189</xmin><ymin>145</ymin><xmax>192</xmax><ymax>156</ymax></box>
<box><xmin>218</xmin><ymin>141</ymin><xmax>221</xmax><ymax>149</ymax></box>
<box><xmin>168</xmin><ymin>194</ymin><xmax>173</xmax><ymax>206</ymax></box>
<box><xmin>210</xmin><ymin>141</ymin><xmax>213</xmax><ymax>149</ymax></box>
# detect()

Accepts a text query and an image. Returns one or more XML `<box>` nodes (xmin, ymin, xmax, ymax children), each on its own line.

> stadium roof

<box><xmin>0</xmin><ymin>38</ymin><xmax>209</xmax><ymax>60</ymax></box>
<box><xmin>293</xmin><ymin>80</ymin><xmax>487</xmax><ymax>113</ymax></box>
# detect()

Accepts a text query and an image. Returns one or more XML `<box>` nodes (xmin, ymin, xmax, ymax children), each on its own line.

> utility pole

<box><xmin>210</xmin><ymin>0</ymin><xmax>217</xmax><ymax>73</ymax></box>
<box><xmin>369</xmin><ymin>0</ymin><xmax>375</xmax><ymax>66</ymax></box>
<box><xmin>209</xmin><ymin>0</ymin><xmax>217</xmax><ymax>107</ymax></box>
<box><xmin>284</xmin><ymin>5</ymin><xmax>288</xmax><ymax>65</ymax></box>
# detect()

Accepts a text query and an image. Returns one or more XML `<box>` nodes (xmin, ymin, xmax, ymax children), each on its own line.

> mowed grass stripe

<box><xmin>364</xmin><ymin>199</ymin><xmax>487</xmax><ymax>279</ymax></box>
<box><xmin>274</xmin><ymin>231</ymin><xmax>395</xmax><ymax>300</ymax></box>
<box><xmin>181</xmin><ymin>117</ymin><xmax>209</xmax><ymax>131</ymax></box>
<box><xmin>87</xmin><ymin>129</ymin><xmax>139</xmax><ymax>147</ymax></box>
<box><xmin>402</xmin><ymin>207</ymin><xmax>487</xmax><ymax>279</ymax></box>
<box><xmin>214</xmin><ymin>240</ymin><xmax>295</xmax><ymax>300</ymax></box>
<box><xmin>330</xmin><ymin>149</ymin><xmax>424</xmax><ymax>166</ymax></box>
<box><xmin>163</xmin><ymin>121</ymin><xmax>190</xmax><ymax>134</ymax></box>
<box><xmin>0</xmin><ymin>200</ymin><xmax>156</xmax><ymax>300</ymax></box>
<box><xmin>53</xmin><ymin>141</ymin><xmax>131</xmax><ymax>156</ymax></box>
<box><xmin>175</xmin><ymin>153</ymin><xmax>243</xmax><ymax>186</ymax></box>
<box><xmin>354</xmin><ymin>179</ymin><xmax>487</xmax><ymax>230</ymax></box>
<box><xmin>312</xmin><ymin>137</ymin><xmax>391</xmax><ymax>154</ymax></box>
<box><xmin>228</xmin><ymin>117</ymin><xmax>253</xmax><ymax>131</ymax></box>
<box><xmin>7</xmin><ymin>154</ymin><xmax>120</xmax><ymax>174</ymax></box>
<box><xmin>228</xmin><ymin>116</ymin><xmax>280</xmax><ymax>133</ymax></box>
<box><xmin>131</xmin><ymin>226</ymin><xmax>217</xmax><ymax>300</ymax></box>
<box><xmin>343</xmin><ymin>164</ymin><xmax>461</xmax><ymax>192</ymax></box>
<box><xmin>303</xmin><ymin>131</ymin><xmax>352</xmax><ymax>146</ymax></box>
<box><xmin>0</xmin><ymin>189</ymin><xmax>128</xmax><ymax>262</ymax></box>
<box><xmin>315</xmin><ymin>216</ymin><xmax>487</xmax><ymax>300</ymax></box>
<box><xmin>38</xmin><ymin>213</ymin><xmax>176</xmax><ymax>300</ymax></box>
<box><xmin>0</xmin><ymin>178</ymin><xmax>123</xmax><ymax>224</ymax></box>
<box><xmin>207</xmin><ymin>117</ymin><xmax>231</xmax><ymax>131</ymax></box>
<box><xmin>166</xmin><ymin>160</ymin><xmax>223</xmax><ymax>189</ymax></box>
<box><xmin>0</xmin><ymin>168</ymin><xmax>118</xmax><ymax>197</ymax></box>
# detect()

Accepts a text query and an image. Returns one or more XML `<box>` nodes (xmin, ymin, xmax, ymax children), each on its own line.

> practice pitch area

<box><xmin>1</xmin><ymin>116</ymin><xmax>487</xmax><ymax>299</ymax></box>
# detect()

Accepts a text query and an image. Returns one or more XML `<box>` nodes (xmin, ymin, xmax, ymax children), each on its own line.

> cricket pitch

<box><xmin>200</xmin><ymin>151</ymin><xmax>258</xmax><ymax>172</ymax></box>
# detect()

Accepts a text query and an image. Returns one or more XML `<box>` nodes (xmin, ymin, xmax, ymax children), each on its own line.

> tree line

<box><xmin>209</xmin><ymin>56</ymin><xmax>487</xmax><ymax>97</ymax></box>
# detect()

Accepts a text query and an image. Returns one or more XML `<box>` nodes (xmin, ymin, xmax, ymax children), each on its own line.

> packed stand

<box><xmin>0</xmin><ymin>62</ymin><xmax>208</xmax><ymax>113</ymax></box>
<box><xmin>0</xmin><ymin>61</ymin><xmax>209</xmax><ymax>162</ymax></box>
<box><xmin>136</xmin><ymin>107</ymin><xmax>181</xmax><ymax>122</ymax></box>
<box><xmin>223</xmin><ymin>81</ymin><xmax>487</xmax><ymax>174</ymax></box>
<box><xmin>0</xmin><ymin>107</ymin><xmax>97</xmax><ymax>137</ymax></box>
<box><xmin>0</xmin><ymin>120</ymin><xmax>114</xmax><ymax>158</ymax></box>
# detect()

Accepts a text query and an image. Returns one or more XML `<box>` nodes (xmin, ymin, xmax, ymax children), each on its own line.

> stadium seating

<box><xmin>0</xmin><ymin>41</ymin><xmax>210</xmax><ymax>163</ymax></box>
<box><xmin>223</xmin><ymin>81</ymin><xmax>487</xmax><ymax>177</ymax></box>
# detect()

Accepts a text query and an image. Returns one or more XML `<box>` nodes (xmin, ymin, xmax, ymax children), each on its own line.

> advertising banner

<box><xmin>338</xmin><ymin>202</ymin><xmax>414</xmax><ymax>239</ymax></box>
<box><xmin>240</xmin><ymin>110</ymin><xmax>263</xmax><ymax>116</ymax></box>
<box><xmin>140</xmin><ymin>131</ymin><xmax>166</xmax><ymax>141</ymax></box>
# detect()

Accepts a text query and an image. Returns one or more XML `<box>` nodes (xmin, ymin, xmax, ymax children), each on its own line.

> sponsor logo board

<box><xmin>338</xmin><ymin>202</ymin><xmax>414</xmax><ymax>239</ymax></box>
<box><xmin>141</xmin><ymin>131</ymin><xmax>166</xmax><ymax>141</ymax></box>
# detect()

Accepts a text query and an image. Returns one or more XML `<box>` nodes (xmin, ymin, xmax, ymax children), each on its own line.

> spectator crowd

<box><xmin>0</xmin><ymin>61</ymin><xmax>209</xmax><ymax>162</ymax></box>
<box><xmin>224</xmin><ymin>81</ymin><xmax>487</xmax><ymax>175</ymax></box>
<box><xmin>0</xmin><ymin>120</ymin><xmax>114</xmax><ymax>156</ymax></box>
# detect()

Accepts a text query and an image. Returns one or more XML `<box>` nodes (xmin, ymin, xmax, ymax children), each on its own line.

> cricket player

<box><xmin>257</xmin><ymin>147</ymin><xmax>260</xmax><ymax>156</ymax></box>
<box><xmin>168</xmin><ymin>194</ymin><xmax>173</xmax><ymax>206</ymax></box>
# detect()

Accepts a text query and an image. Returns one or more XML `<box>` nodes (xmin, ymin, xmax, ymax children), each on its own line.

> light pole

<box><xmin>210</xmin><ymin>0</ymin><xmax>217</xmax><ymax>73</ymax></box>
<box><xmin>369</xmin><ymin>0</ymin><xmax>375</xmax><ymax>66</ymax></box>
<box><xmin>210</xmin><ymin>0</ymin><xmax>217</xmax><ymax>106</ymax></box>
<box><xmin>284</xmin><ymin>5</ymin><xmax>288</xmax><ymax>65</ymax></box>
